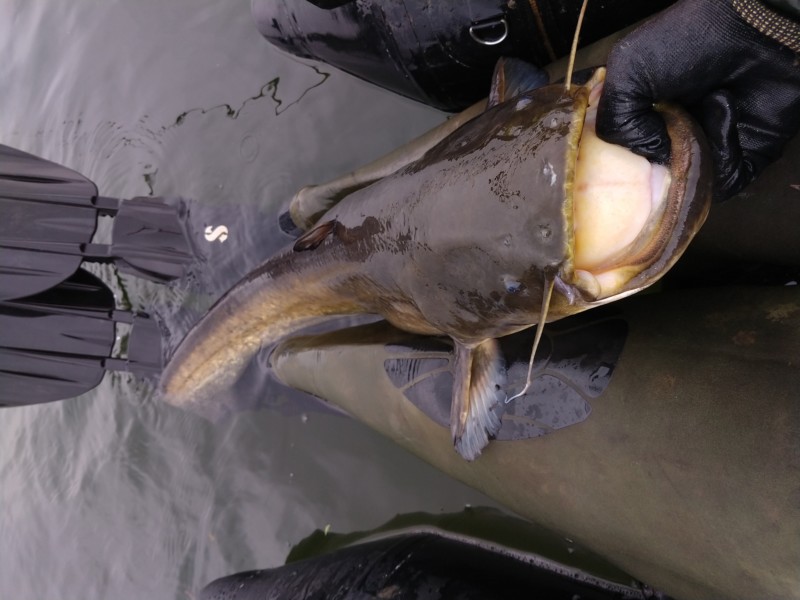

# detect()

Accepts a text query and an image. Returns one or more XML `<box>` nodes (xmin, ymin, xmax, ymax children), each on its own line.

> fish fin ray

<box><xmin>488</xmin><ymin>57</ymin><xmax>549</xmax><ymax>107</ymax></box>
<box><xmin>293</xmin><ymin>220</ymin><xmax>337</xmax><ymax>252</ymax></box>
<box><xmin>451</xmin><ymin>339</ymin><xmax>506</xmax><ymax>461</ymax></box>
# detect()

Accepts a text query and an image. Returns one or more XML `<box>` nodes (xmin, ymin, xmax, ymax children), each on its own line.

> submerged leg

<box><xmin>450</xmin><ymin>338</ymin><xmax>506</xmax><ymax>461</ymax></box>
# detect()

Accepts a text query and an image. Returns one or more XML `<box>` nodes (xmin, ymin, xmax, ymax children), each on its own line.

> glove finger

<box><xmin>732</xmin><ymin>66</ymin><xmax>800</xmax><ymax>182</ymax></box>
<box><xmin>596</xmin><ymin>87</ymin><xmax>671</xmax><ymax>166</ymax></box>
<box><xmin>694</xmin><ymin>90</ymin><xmax>745</xmax><ymax>202</ymax></box>
<box><xmin>701</xmin><ymin>79</ymin><xmax>800</xmax><ymax>201</ymax></box>
<box><xmin>596</xmin><ymin>33</ymin><xmax>676</xmax><ymax>165</ymax></box>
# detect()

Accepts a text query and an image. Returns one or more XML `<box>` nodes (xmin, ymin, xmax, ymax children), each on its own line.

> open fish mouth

<box><xmin>564</xmin><ymin>68</ymin><xmax>711</xmax><ymax>305</ymax></box>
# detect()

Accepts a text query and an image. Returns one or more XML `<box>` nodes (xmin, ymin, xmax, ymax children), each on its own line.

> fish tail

<box><xmin>160</xmin><ymin>246</ymin><xmax>365</xmax><ymax>411</ymax></box>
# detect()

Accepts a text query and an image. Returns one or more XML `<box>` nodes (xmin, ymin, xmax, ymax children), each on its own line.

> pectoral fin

<box><xmin>293</xmin><ymin>220</ymin><xmax>337</xmax><ymax>252</ymax></box>
<box><xmin>450</xmin><ymin>338</ymin><xmax>506</xmax><ymax>461</ymax></box>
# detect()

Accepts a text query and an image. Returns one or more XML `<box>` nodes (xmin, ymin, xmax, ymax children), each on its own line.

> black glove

<box><xmin>596</xmin><ymin>0</ymin><xmax>800</xmax><ymax>201</ymax></box>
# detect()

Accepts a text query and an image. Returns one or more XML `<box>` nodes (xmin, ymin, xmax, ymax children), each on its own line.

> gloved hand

<box><xmin>596</xmin><ymin>0</ymin><xmax>800</xmax><ymax>201</ymax></box>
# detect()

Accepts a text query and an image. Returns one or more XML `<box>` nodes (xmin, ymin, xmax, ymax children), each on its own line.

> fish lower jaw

<box><xmin>572</xmin><ymin>266</ymin><xmax>645</xmax><ymax>301</ymax></box>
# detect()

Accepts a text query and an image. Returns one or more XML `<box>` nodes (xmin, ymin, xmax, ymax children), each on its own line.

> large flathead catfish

<box><xmin>161</xmin><ymin>61</ymin><xmax>712</xmax><ymax>460</ymax></box>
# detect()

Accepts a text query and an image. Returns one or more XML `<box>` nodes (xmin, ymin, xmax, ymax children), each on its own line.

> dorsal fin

<box><xmin>293</xmin><ymin>219</ymin><xmax>337</xmax><ymax>252</ymax></box>
<box><xmin>487</xmin><ymin>57</ymin><xmax>549</xmax><ymax>108</ymax></box>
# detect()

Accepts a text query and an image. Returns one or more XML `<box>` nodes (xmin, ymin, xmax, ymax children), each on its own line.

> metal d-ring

<box><xmin>468</xmin><ymin>17</ymin><xmax>509</xmax><ymax>46</ymax></box>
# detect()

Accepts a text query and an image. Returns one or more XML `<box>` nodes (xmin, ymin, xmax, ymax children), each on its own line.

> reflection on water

<box><xmin>0</xmin><ymin>1</ymin><xmax>501</xmax><ymax>598</ymax></box>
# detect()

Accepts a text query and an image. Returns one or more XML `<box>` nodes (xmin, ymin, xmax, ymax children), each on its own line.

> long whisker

<box><xmin>564</xmin><ymin>0</ymin><xmax>590</xmax><ymax>91</ymax></box>
<box><xmin>505</xmin><ymin>275</ymin><xmax>555</xmax><ymax>403</ymax></box>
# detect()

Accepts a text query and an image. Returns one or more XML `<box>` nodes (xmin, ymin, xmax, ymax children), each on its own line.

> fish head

<box><xmin>387</xmin><ymin>64</ymin><xmax>711</xmax><ymax>335</ymax></box>
<box><xmin>530</xmin><ymin>67</ymin><xmax>713</xmax><ymax>314</ymax></box>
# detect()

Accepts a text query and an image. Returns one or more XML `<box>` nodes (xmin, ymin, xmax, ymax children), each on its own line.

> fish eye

<box><xmin>503</xmin><ymin>275</ymin><xmax>523</xmax><ymax>294</ymax></box>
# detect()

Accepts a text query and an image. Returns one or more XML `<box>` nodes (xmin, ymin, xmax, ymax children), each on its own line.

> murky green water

<box><xmin>0</xmin><ymin>1</ymin><xmax>504</xmax><ymax>597</ymax></box>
